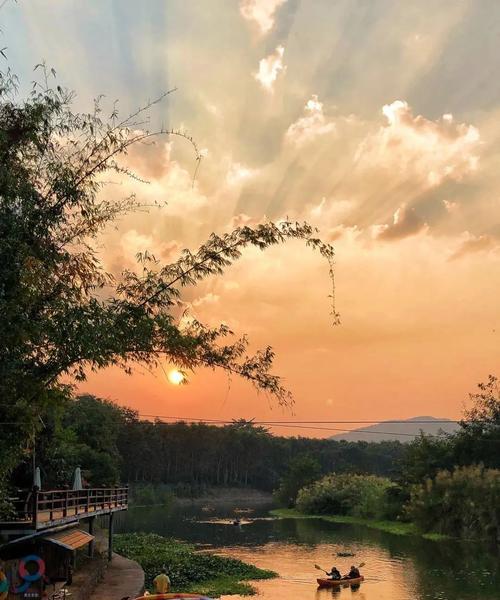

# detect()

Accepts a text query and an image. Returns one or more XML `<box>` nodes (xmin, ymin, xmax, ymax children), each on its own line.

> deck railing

<box><xmin>5</xmin><ymin>486</ymin><xmax>128</xmax><ymax>529</ymax></box>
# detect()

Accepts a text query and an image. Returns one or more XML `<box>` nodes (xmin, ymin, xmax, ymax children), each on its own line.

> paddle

<box><xmin>314</xmin><ymin>564</ymin><xmax>329</xmax><ymax>574</ymax></box>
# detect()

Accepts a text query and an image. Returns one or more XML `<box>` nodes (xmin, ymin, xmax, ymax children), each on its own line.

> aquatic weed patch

<box><xmin>115</xmin><ymin>533</ymin><xmax>276</xmax><ymax>596</ymax></box>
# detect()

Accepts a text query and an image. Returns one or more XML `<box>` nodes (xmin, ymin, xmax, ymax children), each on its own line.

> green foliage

<box><xmin>274</xmin><ymin>454</ymin><xmax>321</xmax><ymax>507</ymax></box>
<box><xmin>129</xmin><ymin>483</ymin><xmax>175</xmax><ymax>506</ymax></box>
<box><xmin>114</xmin><ymin>533</ymin><xmax>276</xmax><ymax>595</ymax></box>
<box><xmin>406</xmin><ymin>465</ymin><xmax>500</xmax><ymax>541</ymax></box>
<box><xmin>401</xmin><ymin>376</ymin><xmax>500</xmax><ymax>487</ymax></box>
<box><xmin>400</xmin><ymin>434</ymin><xmax>456</xmax><ymax>486</ymax></box>
<box><xmin>296</xmin><ymin>472</ymin><xmax>396</xmax><ymax>519</ymax></box>
<box><xmin>10</xmin><ymin>394</ymin><xmax>132</xmax><ymax>488</ymax></box>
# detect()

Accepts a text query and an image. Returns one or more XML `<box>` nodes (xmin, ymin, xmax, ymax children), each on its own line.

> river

<box><xmin>115</xmin><ymin>500</ymin><xmax>500</xmax><ymax>600</ymax></box>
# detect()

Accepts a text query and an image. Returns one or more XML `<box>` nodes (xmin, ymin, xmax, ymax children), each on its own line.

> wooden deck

<box><xmin>0</xmin><ymin>487</ymin><xmax>128</xmax><ymax>533</ymax></box>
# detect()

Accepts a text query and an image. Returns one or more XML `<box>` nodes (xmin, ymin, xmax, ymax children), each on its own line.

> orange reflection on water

<box><xmin>220</xmin><ymin>541</ymin><xmax>415</xmax><ymax>600</ymax></box>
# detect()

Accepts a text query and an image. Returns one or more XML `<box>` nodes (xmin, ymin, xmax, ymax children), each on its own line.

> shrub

<box><xmin>296</xmin><ymin>473</ymin><xmax>396</xmax><ymax>519</ymax></box>
<box><xmin>406</xmin><ymin>464</ymin><xmax>500</xmax><ymax>541</ymax></box>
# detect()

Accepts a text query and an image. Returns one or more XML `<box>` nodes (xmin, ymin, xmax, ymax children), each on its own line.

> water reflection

<box><xmin>115</xmin><ymin>501</ymin><xmax>500</xmax><ymax>600</ymax></box>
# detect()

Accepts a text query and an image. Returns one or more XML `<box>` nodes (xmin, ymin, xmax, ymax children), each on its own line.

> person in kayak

<box><xmin>326</xmin><ymin>566</ymin><xmax>341</xmax><ymax>580</ymax></box>
<box><xmin>343</xmin><ymin>565</ymin><xmax>361</xmax><ymax>579</ymax></box>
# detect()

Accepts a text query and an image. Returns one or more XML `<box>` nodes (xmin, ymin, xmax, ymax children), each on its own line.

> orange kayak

<box><xmin>317</xmin><ymin>576</ymin><xmax>364</xmax><ymax>587</ymax></box>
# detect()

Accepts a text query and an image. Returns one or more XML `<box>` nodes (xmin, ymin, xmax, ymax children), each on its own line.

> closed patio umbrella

<box><xmin>34</xmin><ymin>466</ymin><xmax>41</xmax><ymax>489</ymax></box>
<box><xmin>72</xmin><ymin>467</ymin><xmax>83</xmax><ymax>490</ymax></box>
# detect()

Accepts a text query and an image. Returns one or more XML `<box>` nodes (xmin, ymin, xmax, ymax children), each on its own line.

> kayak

<box><xmin>134</xmin><ymin>595</ymin><xmax>213</xmax><ymax>600</ymax></box>
<box><xmin>317</xmin><ymin>577</ymin><xmax>364</xmax><ymax>588</ymax></box>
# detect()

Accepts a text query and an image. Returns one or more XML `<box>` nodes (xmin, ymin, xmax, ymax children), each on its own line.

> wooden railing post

<box><xmin>64</xmin><ymin>490</ymin><xmax>68</xmax><ymax>518</ymax></box>
<box><xmin>32</xmin><ymin>486</ymin><xmax>39</xmax><ymax>530</ymax></box>
<box><xmin>108</xmin><ymin>511</ymin><xmax>114</xmax><ymax>562</ymax></box>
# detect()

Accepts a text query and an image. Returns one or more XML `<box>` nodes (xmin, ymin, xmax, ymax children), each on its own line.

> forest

<box><xmin>11</xmin><ymin>394</ymin><xmax>405</xmax><ymax>494</ymax></box>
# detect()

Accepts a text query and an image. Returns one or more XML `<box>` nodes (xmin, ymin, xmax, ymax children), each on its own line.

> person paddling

<box><xmin>343</xmin><ymin>565</ymin><xmax>361</xmax><ymax>580</ymax></box>
<box><xmin>326</xmin><ymin>566</ymin><xmax>341</xmax><ymax>580</ymax></box>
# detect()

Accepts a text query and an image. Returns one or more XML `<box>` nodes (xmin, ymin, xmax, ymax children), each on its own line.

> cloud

<box><xmin>122</xmin><ymin>137</ymin><xmax>172</xmax><ymax>180</ymax></box>
<box><xmin>285</xmin><ymin>95</ymin><xmax>336</xmax><ymax>147</ymax></box>
<box><xmin>254</xmin><ymin>45</ymin><xmax>286</xmax><ymax>92</ymax></box>
<box><xmin>356</xmin><ymin>100</ymin><xmax>480</xmax><ymax>188</ymax></box>
<box><xmin>450</xmin><ymin>233</ymin><xmax>498</xmax><ymax>260</ymax></box>
<box><xmin>107</xmin><ymin>229</ymin><xmax>181</xmax><ymax>275</ymax></box>
<box><xmin>374</xmin><ymin>204</ymin><xmax>428</xmax><ymax>241</ymax></box>
<box><xmin>226</xmin><ymin>162</ymin><xmax>258</xmax><ymax>186</ymax></box>
<box><xmin>443</xmin><ymin>199</ymin><xmax>459</xmax><ymax>213</ymax></box>
<box><xmin>193</xmin><ymin>292</ymin><xmax>220</xmax><ymax>307</ymax></box>
<box><xmin>229</xmin><ymin>213</ymin><xmax>268</xmax><ymax>228</ymax></box>
<box><xmin>240</xmin><ymin>0</ymin><xmax>288</xmax><ymax>35</ymax></box>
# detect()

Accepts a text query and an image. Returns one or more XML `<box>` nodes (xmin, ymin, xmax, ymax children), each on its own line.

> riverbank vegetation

<box><xmin>271</xmin><ymin>508</ymin><xmax>419</xmax><ymax>536</ymax></box>
<box><xmin>295</xmin><ymin>473</ymin><xmax>398</xmax><ymax>519</ymax></box>
<box><xmin>114</xmin><ymin>533</ymin><xmax>276</xmax><ymax>596</ymax></box>
<box><xmin>407</xmin><ymin>465</ymin><xmax>500</xmax><ymax>540</ymax></box>
<box><xmin>275</xmin><ymin>377</ymin><xmax>500</xmax><ymax>543</ymax></box>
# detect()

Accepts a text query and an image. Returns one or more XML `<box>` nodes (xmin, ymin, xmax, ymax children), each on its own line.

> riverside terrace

<box><xmin>0</xmin><ymin>487</ymin><xmax>128</xmax><ymax>561</ymax></box>
<box><xmin>0</xmin><ymin>487</ymin><xmax>129</xmax><ymax>535</ymax></box>
<box><xmin>0</xmin><ymin>487</ymin><xmax>129</xmax><ymax>598</ymax></box>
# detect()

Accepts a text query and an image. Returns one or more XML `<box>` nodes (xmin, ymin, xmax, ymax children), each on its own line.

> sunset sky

<box><xmin>3</xmin><ymin>1</ymin><xmax>500</xmax><ymax>436</ymax></box>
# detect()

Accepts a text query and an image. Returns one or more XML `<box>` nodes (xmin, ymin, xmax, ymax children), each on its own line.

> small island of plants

<box><xmin>115</xmin><ymin>533</ymin><xmax>277</xmax><ymax>597</ymax></box>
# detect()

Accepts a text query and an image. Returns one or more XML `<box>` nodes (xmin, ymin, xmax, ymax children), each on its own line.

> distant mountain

<box><xmin>330</xmin><ymin>416</ymin><xmax>460</xmax><ymax>443</ymax></box>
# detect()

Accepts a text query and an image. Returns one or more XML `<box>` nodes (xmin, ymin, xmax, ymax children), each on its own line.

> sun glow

<box><xmin>167</xmin><ymin>369</ymin><xmax>185</xmax><ymax>386</ymax></box>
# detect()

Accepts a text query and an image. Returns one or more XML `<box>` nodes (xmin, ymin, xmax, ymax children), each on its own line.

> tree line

<box><xmin>10</xmin><ymin>394</ymin><xmax>405</xmax><ymax>494</ymax></box>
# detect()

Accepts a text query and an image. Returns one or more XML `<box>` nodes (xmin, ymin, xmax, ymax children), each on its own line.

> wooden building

<box><xmin>0</xmin><ymin>487</ymin><xmax>128</xmax><ymax>599</ymax></box>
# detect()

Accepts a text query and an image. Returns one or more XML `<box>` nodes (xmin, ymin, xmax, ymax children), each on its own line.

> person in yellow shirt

<box><xmin>153</xmin><ymin>567</ymin><xmax>171</xmax><ymax>594</ymax></box>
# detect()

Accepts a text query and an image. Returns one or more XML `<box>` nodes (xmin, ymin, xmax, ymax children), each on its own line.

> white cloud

<box><xmin>240</xmin><ymin>0</ymin><xmax>288</xmax><ymax>35</ymax></box>
<box><xmin>357</xmin><ymin>100</ymin><xmax>481</xmax><ymax>188</ymax></box>
<box><xmin>254</xmin><ymin>45</ymin><xmax>286</xmax><ymax>92</ymax></box>
<box><xmin>226</xmin><ymin>162</ymin><xmax>258</xmax><ymax>186</ymax></box>
<box><xmin>285</xmin><ymin>95</ymin><xmax>336</xmax><ymax>147</ymax></box>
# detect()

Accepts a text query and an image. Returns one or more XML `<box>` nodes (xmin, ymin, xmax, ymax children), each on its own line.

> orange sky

<box><xmin>4</xmin><ymin>1</ymin><xmax>500</xmax><ymax>436</ymax></box>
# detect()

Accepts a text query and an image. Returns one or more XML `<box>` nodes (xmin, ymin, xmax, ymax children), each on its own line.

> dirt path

<box><xmin>88</xmin><ymin>554</ymin><xmax>144</xmax><ymax>600</ymax></box>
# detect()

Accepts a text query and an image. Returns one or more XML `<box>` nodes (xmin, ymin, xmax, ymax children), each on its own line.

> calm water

<box><xmin>115</xmin><ymin>501</ymin><xmax>500</xmax><ymax>600</ymax></box>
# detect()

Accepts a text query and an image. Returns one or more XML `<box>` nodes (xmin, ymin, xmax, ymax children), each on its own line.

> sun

<box><xmin>168</xmin><ymin>369</ymin><xmax>185</xmax><ymax>386</ymax></box>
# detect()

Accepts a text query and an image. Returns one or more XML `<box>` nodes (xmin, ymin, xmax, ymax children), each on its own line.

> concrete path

<box><xmin>88</xmin><ymin>553</ymin><xmax>144</xmax><ymax>600</ymax></box>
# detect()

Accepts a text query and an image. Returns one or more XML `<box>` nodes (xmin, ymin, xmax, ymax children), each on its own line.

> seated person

<box><xmin>153</xmin><ymin>567</ymin><xmax>171</xmax><ymax>594</ymax></box>
<box><xmin>343</xmin><ymin>565</ymin><xmax>361</xmax><ymax>579</ymax></box>
<box><xmin>326</xmin><ymin>566</ymin><xmax>341</xmax><ymax>580</ymax></box>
